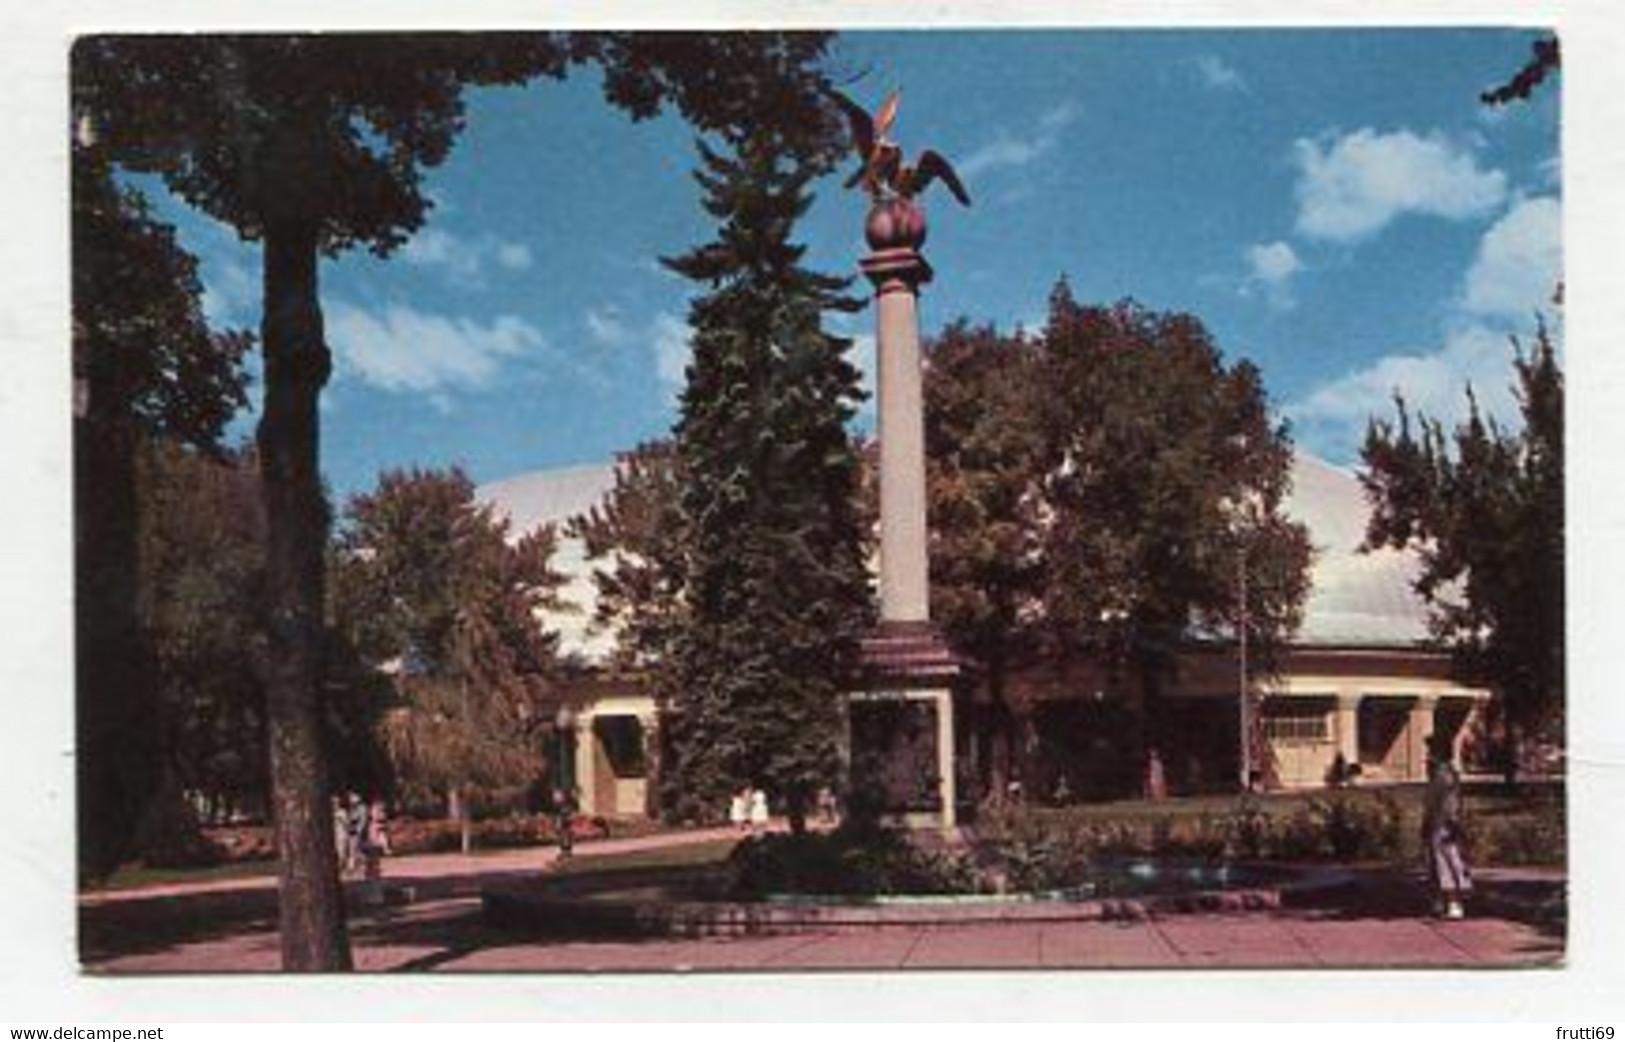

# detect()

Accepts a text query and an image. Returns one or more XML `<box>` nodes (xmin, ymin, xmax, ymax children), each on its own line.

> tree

<box><xmin>568</xmin><ymin>441</ymin><xmax>688</xmax><ymax>674</ymax></box>
<box><xmin>332</xmin><ymin>467</ymin><xmax>565</xmax><ymax>848</ymax></box>
<box><xmin>72</xmin><ymin>141</ymin><xmax>249</xmax><ymax>880</ymax></box>
<box><xmin>1360</xmin><ymin>323</ymin><xmax>1563</xmax><ymax>780</ymax></box>
<box><xmin>923</xmin><ymin>321</ymin><xmax>1046</xmax><ymax>800</ymax></box>
<box><xmin>72</xmin><ymin>30</ymin><xmax>843</xmax><ymax>968</ymax></box>
<box><xmin>1481</xmin><ymin>36</ymin><xmax>1561</xmax><ymax>106</ymax></box>
<box><xmin>135</xmin><ymin>442</ymin><xmax>269</xmax><ymax>830</ymax></box>
<box><xmin>1033</xmin><ymin>285</ymin><xmax>1311</xmax><ymax>781</ymax></box>
<box><xmin>660</xmin><ymin>126</ymin><xmax>872</xmax><ymax>831</ymax></box>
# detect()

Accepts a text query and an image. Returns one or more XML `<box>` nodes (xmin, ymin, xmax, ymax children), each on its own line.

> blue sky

<box><xmin>153</xmin><ymin>28</ymin><xmax>1561</xmax><ymax>499</ymax></box>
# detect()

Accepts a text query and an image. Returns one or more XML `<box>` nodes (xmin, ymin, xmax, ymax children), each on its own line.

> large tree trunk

<box><xmin>259</xmin><ymin>219</ymin><xmax>351</xmax><ymax>972</ymax></box>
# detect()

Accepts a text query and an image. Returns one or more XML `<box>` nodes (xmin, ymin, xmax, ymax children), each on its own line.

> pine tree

<box><xmin>660</xmin><ymin>129</ymin><xmax>871</xmax><ymax>831</ymax></box>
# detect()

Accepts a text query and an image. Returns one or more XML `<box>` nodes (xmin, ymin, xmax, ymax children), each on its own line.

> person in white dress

<box><xmin>748</xmin><ymin>787</ymin><xmax>769</xmax><ymax>832</ymax></box>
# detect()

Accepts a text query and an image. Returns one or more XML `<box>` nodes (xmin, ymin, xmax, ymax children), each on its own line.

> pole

<box><xmin>1238</xmin><ymin>549</ymin><xmax>1251</xmax><ymax>791</ymax></box>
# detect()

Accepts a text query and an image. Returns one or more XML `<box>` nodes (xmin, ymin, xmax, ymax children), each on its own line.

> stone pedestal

<box><xmin>848</xmin><ymin>200</ymin><xmax>961</xmax><ymax>831</ymax></box>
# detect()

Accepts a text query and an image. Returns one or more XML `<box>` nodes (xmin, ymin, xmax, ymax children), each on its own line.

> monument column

<box><xmin>855</xmin><ymin>197</ymin><xmax>961</xmax><ymax>831</ymax></box>
<box><xmin>864</xmin><ymin>233</ymin><xmax>933</xmax><ymax>623</ymax></box>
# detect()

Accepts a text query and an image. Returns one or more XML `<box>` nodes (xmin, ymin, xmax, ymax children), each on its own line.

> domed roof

<box><xmin>477</xmin><ymin>451</ymin><xmax>1435</xmax><ymax>664</ymax></box>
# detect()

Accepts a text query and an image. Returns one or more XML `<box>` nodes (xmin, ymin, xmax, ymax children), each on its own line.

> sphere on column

<box><xmin>865</xmin><ymin>197</ymin><xmax>929</xmax><ymax>252</ymax></box>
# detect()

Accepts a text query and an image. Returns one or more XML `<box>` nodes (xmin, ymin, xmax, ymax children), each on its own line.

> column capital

<box><xmin>861</xmin><ymin>247</ymin><xmax>934</xmax><ymax>296</ymax></box>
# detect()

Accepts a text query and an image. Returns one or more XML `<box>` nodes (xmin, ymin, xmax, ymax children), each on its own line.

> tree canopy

<box><xmin>332</xmin><ymin>466</ymin><xmax>566</xmax><ymax>825</ymax></box>
<box><xmin>1360</xmin><ymin>323</ymin><xmax>1564</xmax><ymax>775</ymax></box>
<box><xmin>922</xmin><ymin>284</ymin><xmax>1312</xmax><ymax>795</ymax></box>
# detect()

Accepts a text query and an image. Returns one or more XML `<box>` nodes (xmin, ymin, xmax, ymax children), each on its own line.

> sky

<box><xmin>148</xmin><ymin>28</ymin><xmax>1562</xmax><ymax>500</ymax></box>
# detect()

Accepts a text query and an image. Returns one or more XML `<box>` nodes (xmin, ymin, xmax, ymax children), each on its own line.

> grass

<box><xmin>90</xmin><ymin>857</ymin><xmax>280</xmax><ymax>893</ymax></box>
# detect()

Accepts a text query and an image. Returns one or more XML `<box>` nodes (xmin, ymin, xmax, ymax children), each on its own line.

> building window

<box><xmin>1263</xmin><ymin>702</ymin><xmax>1331</xmax><ymax>744</ymax></box>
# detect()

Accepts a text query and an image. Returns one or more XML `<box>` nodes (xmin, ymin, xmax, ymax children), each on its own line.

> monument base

<box><xmin>846</xmin><ymin>621</ymin><xmax>961</xmax><ymax>831</ymax></box>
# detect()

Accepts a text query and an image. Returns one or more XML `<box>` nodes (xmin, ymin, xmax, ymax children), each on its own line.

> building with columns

<box><xmin>477</xmin><ymin>448</ymin><xmax>1490</xmax><ymax>818</ymax></box>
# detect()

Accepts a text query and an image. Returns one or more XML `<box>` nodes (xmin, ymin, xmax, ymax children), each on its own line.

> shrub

<box><xmin>729</xmin><ymin>827</ymin><xmax>985</xmax><ymax>897</ymax></box>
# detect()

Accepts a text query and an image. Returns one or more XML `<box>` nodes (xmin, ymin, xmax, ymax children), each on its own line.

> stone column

<box><xmin>862</xmin><ymin>240</ymin><xmax>934</xmax><ymax>623</ymax></box>
<box><xmin>853</xmin><ymin>198</ymin><xmax>960</xmax><ymax>833</ymax></box>
<box><xmin>1335</xmin><ymin>694</ymin><xmax>1361</xmax><ymax>773</ymax></box>
<box><xmin>1406</xmin><ymin>696</ymin><xmax>1438</xmax><ymax>782</ymax></box>
<box><xmin>573</xmin><ymin>713</ymin><xmax>597</xmax><ymax>817</ymax></box>
<box><xmin>934</xmin><ymin>689</ymin><xmax>957</xmax><ymax>829</ymax></box>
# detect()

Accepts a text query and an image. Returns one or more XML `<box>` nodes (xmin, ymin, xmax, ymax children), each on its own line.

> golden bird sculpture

<box><xmin>832</xmin><ymin>89</ymin><xmax>972</xmax><ymax>208</ymax></box>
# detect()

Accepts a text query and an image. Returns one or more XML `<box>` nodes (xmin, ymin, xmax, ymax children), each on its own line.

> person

<box><xmin>553</xmin><ymin>787</ymin><xmax>576</xmax><ymax>860</ymax></box>
<box><xmin>1422</xmin><ymin>734</ymin><xmax>1472</xmax><ymax>919</ymax></box>
<box><xmin>815</xmin><ymin>785</ymin><xmax>839</xmax><ymax>827</ymax></box>
<box><xmin>748</xmin><ymin>786</ymin><xmax>769</xmax><ymax>833</ymax></box>
<box><xmin>344</xmin><ymin>793</ymin><xmax>368</xmax><ymax>876</ymax></box>
<box><xmin>332</xmin><ymin>795</ymin><xmax>352</xmax><ymax>875</ymax></box>
<box><xmin>728</xmin><ymin>787</ymin><xmax>748</xmax><ymax>833</ymax></box>
<box><xmin>366</xmin><ymin>798</ymin><xmax>391</xmax><ymax>859</ymax></box>
<box><xmin>1142</xmin><ymin>747</ymin><xmax>1168</xmax><ymax>801</ymax></box>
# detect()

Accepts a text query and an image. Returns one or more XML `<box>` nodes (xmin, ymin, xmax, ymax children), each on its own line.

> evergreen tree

<box><xmin>661</xmin><ymin>129</ymin><xmax>871</xmax><ymax>830</ymax></box>
<box><xmin>568</xmin><ymin>441</ymin><xmax>688</xmax><ymax>673</ymax></box>
<box><xmin>1360</xmin><ymin>323</ymin><xmax>1563</xmax><ymax>780</ymax></box>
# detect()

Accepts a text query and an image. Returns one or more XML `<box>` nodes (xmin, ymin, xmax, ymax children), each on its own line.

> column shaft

<box><xmin>875</xmin><ymin>281</ymin><xmax>931</xmax><ymax>623</ymax></box>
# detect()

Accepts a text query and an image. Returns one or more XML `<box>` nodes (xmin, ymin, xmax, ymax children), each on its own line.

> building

<box><xmin>477</xmin><ymin>452</ymin><xmax>1490</xmax><ymax>817</ymax></box>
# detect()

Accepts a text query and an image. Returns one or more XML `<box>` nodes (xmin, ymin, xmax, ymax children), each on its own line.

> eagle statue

<box><xmin>831</xmin><ymin>89</ymin><xmax>972</xmax><ymax>208</ymax></box>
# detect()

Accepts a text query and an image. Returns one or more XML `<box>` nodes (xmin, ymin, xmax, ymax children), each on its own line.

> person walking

<box><xmin>748</xmin><ymin>786</ymin><xmax>769</xmax><ymax>834</ymax></box>
<box><xmin>1422</xmin><ymin>734</ymin><xmax>1472</xmax><ymax>919</ymax></box>
<box><xmin>728</xmin><ymin>787</ymin><xmax>748</xmax><ymax>833</ymax></box>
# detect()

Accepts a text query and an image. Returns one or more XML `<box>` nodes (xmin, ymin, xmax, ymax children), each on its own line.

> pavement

<box><xmin>78</xmin><ymin>828</ymin><xmax>1565</xmax><ymax>974</ymax></box>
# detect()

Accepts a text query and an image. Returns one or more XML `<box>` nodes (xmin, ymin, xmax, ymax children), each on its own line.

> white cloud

<box><xmin>651</xmin><ymin>313</ymin><xmax>691</xmax><ymax>398</ymax></box>
<box><xmin>495</xmin><ymin>242</ymin><xmax>533</xmax><ymax>271</ymax></box>
<box><xmin>400</xmin><ymin>227</ymin><xmax>534</xmax><ymax>287</ymax></box>
<box><xmin>1292</xmin><ymin>128</ymin><xmax>1508</xmax><ymax>242</ymax></box>
<box><xmin>327</xmin><ymin>301</ymin><xmax>546</xmax><ymax>395</ymax></box>
<box><xmin>959</xmin><ymin>102</ymin><xmax>1080</xmax><ymax>180</ymax></box>
<box><xmin>1247</xmin><ymin>240</ymin><xmax>1301</xmax><ymax>284</ymax></box>
<box><xmin>201</xmin><ymin>254</ymin><xmax>257</xmax><ymax>329</ymax></box>
<box><xmin>1242</xmin><ymin>240</ymin><xmax>1302</xmax><ymax>310</ymax></box>
<box><xmin>1461</xmin><ymin>195</ymin><xmax>1562</xmax><ymax>319</ymax></box>
<box><xmin>850</xmin><ymin>333</ymin><xmax>877</xmax><ymax>419</ymax></box>
<box><xmin>1195</xmin><ymin>55</ymin><xmax>1247</xmax><ymax>92</ymax></box>
<box><xmin>1286</xmin><ymin>324</ymin><xmax>1523</xmax><ymax>463</ymax></box>
<box><xmin>585</xmin><ymin>305</ymin><xmax>632</xmax><ymax>347</ymax></box>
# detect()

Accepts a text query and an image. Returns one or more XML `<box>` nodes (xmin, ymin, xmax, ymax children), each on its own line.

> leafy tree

<box><xmin>72</xmin><ymin>142</ymin><xmax>249</xmax><ymax>880</ymax></box>
<box><xmin>1033</xmin><ymin>285</ymin><xmax>1312</xmax><ymax>782</ymax></box>
<box><xmin>332</xmin><ymin>467</ymin><xmax>565</xmax><ymax>850</ymax></box>
<box><xmin>135</xmin><ymin>442</ymin><xmax>268</xmax><ymax>829</ymax></box>
<box><xmin>1481</xmin><ymin>35</ymin><xmax>1561</xmax><ymax>106</ymax></box>
<box><xmin>660</xmin><ymin>126</ymin><xmax>872</xmax><ymax>831</ymax></box>
<box><xmin>135</xmin><ymin>442</ymin><xmax>393</xmax><ymax>836</ymax></box>
<box><xmin>923</xmin><ymin>321</ymin><xmax>1046</xmax><ymax>800</ymax></box>
<box><xmin>568</xmin><ymin>441</ymin><xmax>688</xmax><ymax>673</ymax></box>
<box><xmin>1360</xmin><ymin>323</ymin><xmax>1563</xmax><ymax>780</ymax></box>
<box><xmin>72</xmin><ymin>30</ymin><xmax>842</xmax><ymax>967</ymax></box>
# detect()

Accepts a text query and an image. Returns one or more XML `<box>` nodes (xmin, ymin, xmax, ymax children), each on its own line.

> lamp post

<box><xmin>553</xmin><ymin>705</ymin><xmax>577</xmax><ymax>858</ymax></box>
<box><xmin>1224</xmin><ymin>487</ymin><xmax>1262</xmax><ymax>793</ymax></box>
<box><xmin>1237</xmin><ymin>547</ymin><xmax>1251</xmax><ymax>792</ymax></box>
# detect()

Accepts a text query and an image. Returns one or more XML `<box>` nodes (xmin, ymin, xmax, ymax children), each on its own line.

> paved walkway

<box><xmin>79</xmin><ymin>828</ymin><xmax>1564</xmax><ymax>973</ymax></box>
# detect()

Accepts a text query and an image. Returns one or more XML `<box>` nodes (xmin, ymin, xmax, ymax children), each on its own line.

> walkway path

<box><xmin>79</xmin><ymin>828</ymin><xmax>1563</xmax><ymax>973</ymax></box>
